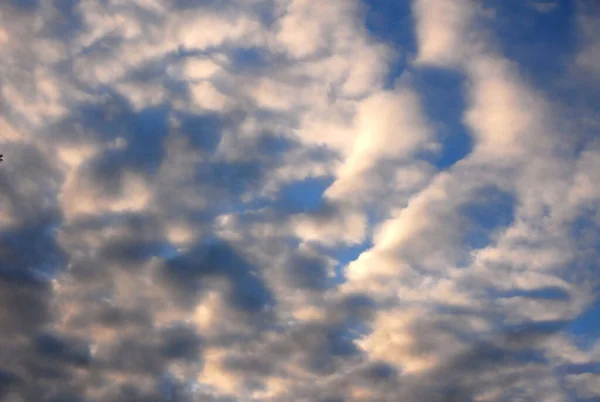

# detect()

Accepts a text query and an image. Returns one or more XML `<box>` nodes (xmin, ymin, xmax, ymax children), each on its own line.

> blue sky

<box><xmin>1</xmin><ymin>0</ymin><xmax>600</xmax><ymax>401</ymax></box>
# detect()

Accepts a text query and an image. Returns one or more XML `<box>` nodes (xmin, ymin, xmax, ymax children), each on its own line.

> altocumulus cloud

<box><xmin>0</xmin><ymin>0</ymin><xmax>599</xmax><ymax>401</ymax></box>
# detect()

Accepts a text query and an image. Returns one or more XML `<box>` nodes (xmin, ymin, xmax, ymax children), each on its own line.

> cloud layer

<box><xmin>1</xmin><ymin>0</ymin><xmax>599</xmax><ymax>401</ymax></box>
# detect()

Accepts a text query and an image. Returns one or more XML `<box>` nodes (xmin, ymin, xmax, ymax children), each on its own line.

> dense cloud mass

<box><xmin>1</xmin><ymin>0</ymin><xmax>599</xmax><ymax>400</ymax></box>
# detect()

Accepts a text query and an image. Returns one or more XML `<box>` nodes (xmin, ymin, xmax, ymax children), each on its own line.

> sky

<box><xmin>0</xmin><ymin>0</ymin><xmax>600</xmax><ymax>401</ymax></box>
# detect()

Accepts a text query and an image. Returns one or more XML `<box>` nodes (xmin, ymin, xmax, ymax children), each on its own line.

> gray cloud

<box><xmin>1</xmin><ymin>0</ymin><xmax>600</xmax><ymax>400</ymax></box>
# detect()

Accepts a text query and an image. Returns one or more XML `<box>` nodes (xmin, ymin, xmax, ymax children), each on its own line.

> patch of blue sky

<box><xmin>175</xmin><ymin>111</ymin><xmax>223</xmax><ymax>153</ymax></box>
<box><xmin>48</xmin><ymin>0</ymin><xmax>84</xmax><ymax>39</ymax></box>
<box><xmin>277</xmin><ymin>176</ymin><xmax>372</xmax><ymax>285</ymax></box>
<box><xmin>229</xmin><ymin>47</ymin><xmax>273</xmax><ymax>73</ymax></box>
<box><xmin>362</xmin><ymin>0</ymin><xmax>416</xmax><ymax>88</ymax></box>
<box><xmin>459</xmin><ymin>185</ymin><xmax>516</xmax><ymax>251</ymax></box>
<box><xmin>0</xmin><ymin>218</ymin><xmax>66</xmax><ymax>280</ymax></box>
<box><xmin>127</xmin><ymin>105</ymin><xmax>170</xmax><ymax>175</ymax></box>
<box><xmin>321</xmin><ymin>241</ymin><xmax>372</xmax><ymax>287</ymax></box>
<box><xmin>411</xmin><ymin>68</ymin><xmax>473</xmax><ymax>170</ymax></box>
<box><xmin>8</xmin><ymin>0</ymin><xmax>39</xmax><ymax>11</ymax></box>
<box><xmin>567</xmin><ymin>296</ymin><xmax>600</xmax><ymax>351</ymax></box>
<box><xmin>484</xmin><ymin>0</ymin><xmax>578</xmax><ymax>89</ymax></box>
<box><xmin>364</xmin><ymin>1</ymin><xmax>473</xmax><ymax>170</ymax></box>
<box><xmin>155</xmin><ymin>243</ymin><xmax>182</xmax><ymax>260</ymax></box>
<box><xmin>277</xmin><ymin>176</ymin><xmax>333</xmax><ymax>213</ymax></box>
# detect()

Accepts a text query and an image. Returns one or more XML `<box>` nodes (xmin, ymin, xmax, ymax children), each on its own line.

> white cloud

<box><xmin>464</xmin><ymin>55</ymin><xmax>550</xmax><ymax>160</ymax></box>
<box><xmin>412</xmin><ymin>0</ymin><xmax>476</xmax><ymax>66</ymax></box>
<box><xmin>275</xmin><ymin>0</ymin><xmax>359</xmax><ymax>59</ymax></box>
<box><xmin>325</xmin><ymin>87</ymin><xmax>433</xmax><ymax>202</ymax></box>
<box><xmin>291</xmin><ymin>205</ymin><xmax>367</xmax><ymax>246</ymax></box>
<box><xmin>0</xmin><ymin>0</ymin><xmax>599</xmax><ymax>400</ymax></box>
<box><xmin>61</xmin><ymin>168</ymin><xmax>152</xmax><ymax>218</ymax></box>
<box><xmin>175</xmin><ymin>57</ymin><xmax>223</xmax><ymax>81</ymax></box>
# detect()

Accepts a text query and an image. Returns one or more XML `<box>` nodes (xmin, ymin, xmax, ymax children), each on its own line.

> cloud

<box><xmin>576</xmin><ymin>1</ymin><xmax>600</xmax><ymax>80</ymax></box>
<box><xmin>1</xmin><ymin>0</ymin><xmax>599</xmax><ymax>400</ymax></box>
<box><xmin>412</xmin><ymin>0</ymin><xmax>477</xmax><ymax>67</ymax></box>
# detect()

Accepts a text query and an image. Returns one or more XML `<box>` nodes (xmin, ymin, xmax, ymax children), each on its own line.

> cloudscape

<box><xmin>1</xmin><ymin>0</ymin><xmax>599</xmax><ymax>401</ymax></box>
